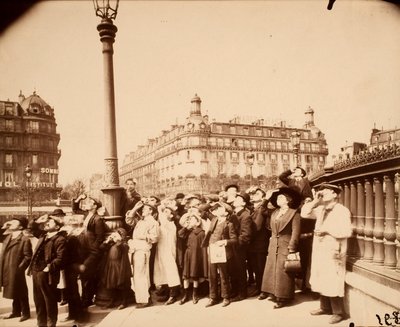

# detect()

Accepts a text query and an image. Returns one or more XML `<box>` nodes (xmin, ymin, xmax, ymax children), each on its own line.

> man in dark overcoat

<box><xmin>247</xmin><ymin>187</ymin><xmax>270</xmax><ymax>297</ymax></box>
<box><xmin>72</xmin><ymin>194</ymin><xmax>106</xmax><ymax>308</ymax></box>
<box><xmin>230</xmin><ymin>192</ymin><xmax>253</xmax><ymax>301</ymax></box>
<box><xmin>27</xmin><ymin>216</ymin><xmax>66</xmax><ymax>327</ymax></box>
<box><xmin>0</xmin><ymin>217</ymin><xmax>32</xmax><ymax>322</ymax></box>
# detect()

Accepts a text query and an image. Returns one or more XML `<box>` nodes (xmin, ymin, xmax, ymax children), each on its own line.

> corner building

<box><xmin>0</xmin><ymin>91</ymin><xmax>61</xmax><ymax>202</ymax></box>
<box><xmin>120</xmin><ymin>95</ymin><xmax>328</xmax><ymax>196</ymax></box>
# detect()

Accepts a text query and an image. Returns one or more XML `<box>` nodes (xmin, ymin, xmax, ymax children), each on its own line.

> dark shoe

<box><xmin>19</xmin><ymin>315</ymin><xmax>30</xmax><ymax>322</ymax></box>
<box><xmin>60</xmin><ymin>316</ymin><xmax>75</xmax><ymax>322</ymax></box>
<box><xmin>192</xmin><ymin>288</ymin><xmax>200</xmax><ymax>304</ymax></box>
<box><xmin>267</xmin><ymin>294</ymin><xmax>277</xmax><ymax>302</ymax></box>
<box><xmin>205</xmin><ymin>299</ymin><xmax>218</xmax><ymax>308</ymax></box>
<box><xmin>165</xmin><ymin>297</ymin><xmax>177</xmax><ymax>305</ymax></box>
<box><xmin>273</xmin><ymin>302</ymin><xmax>286</xmax><ymax>309</ymax></box>
<box><xmin>221</xmin><ymin>299</ymin><xmax>230</xmax><ymax>307</ymax></box>
<box><xmin>3</xmin><ymin>313</ymin><xmax>21</xmax><ymax>319</ymax></box>
<box><xmin>329</xmin><ymin>314</ymin><xmax>345</xmax><ymax>324</ymax></box>
<box><xmin>180</xmin><ymin>289</ymin><xmax>190</xmax><ymax>305</ymax></box>
<box><xmin>257</xmin><ymin>292</ymin><xmax>268</xmax><ymax>300</ymax></box>
<box><xmin>118</xmin><ymin>304</ymin><xmax>127</xmax><ymax>310</ymax></box>
<box><xmin>231</xmin><ymin>295</ymin><xmax>246</xmax><ymax>302</ymax></box>
<box><xmin>248</xmin><ymin>289</ymin><xmax>260</xmax><ymax>297</ymax></box>
<box><xmin>310</xmin><ymin>308</ymin><xmax>333</xmax><ymax>316</ymax></box>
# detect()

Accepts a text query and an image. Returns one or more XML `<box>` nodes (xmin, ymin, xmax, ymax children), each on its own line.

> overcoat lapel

<box><xmin>273</xmin><ymin>208</ymin><xmax>297</xmax><ymax>233</ymax></box>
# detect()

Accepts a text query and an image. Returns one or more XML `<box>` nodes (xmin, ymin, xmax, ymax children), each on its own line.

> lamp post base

<box><xmin>101</xmin><ymin>186</ymin><xmax>124</xmax><ymax>230</ymax></box>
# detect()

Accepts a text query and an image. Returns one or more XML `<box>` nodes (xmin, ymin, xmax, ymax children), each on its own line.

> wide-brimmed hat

<box><xmin>318</xmin><ymin>183</ymin><xmax>342</xmax><ymax>194</ymax></box>
<box><xmin>175</xmin><ymin>193</ymin><xmax>185</xmax><ymax>200</ymax></box>
<box><xmin>50</xmin><ymin>208</ymin><xmax>66</xmax><ymax>217</ymax></box>
<box><xmin>269</xmin><ymin>187</ymin><xmax>302</xmax><ymax>209</ymax></box>
<box><xmin>12</xmin><ymin>217</ymin><xmax>28</xmax><ymax>229</ymax></box>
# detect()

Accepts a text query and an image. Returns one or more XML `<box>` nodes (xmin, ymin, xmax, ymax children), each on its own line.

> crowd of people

<box><xmin>0</xmin><ymin>167</ymin><xmax>353</xmax><ymax>326</ymax></box>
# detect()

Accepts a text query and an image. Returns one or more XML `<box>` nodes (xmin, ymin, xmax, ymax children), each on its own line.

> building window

<box><xmin>201</xmin><ymin>151</ymin><xmax>207</xmax><ymax>161</ymax></box>
<box><xmin>33</xmin><ymin>154</ymin><xmax>38</xmax><ymax>165</ymax></box>
<box><xmin>224</xmin><ymin>138</ymin><xmax>231</xmax><ymax>147</ymax></box>
<box><xmin>209</xmin><ymin>137</ymin><xmax>216</xmax><ymax>146</ymax></box>
<box><xmin>216</xmin><ymin>125</ymin><xmax>222</xmax><ymax>133</ymax></box>
<box><xmin>238</xmin><ymin>139</ymin><xmax>243</xmax><ymax>147</ymax></box>
<box><xmin>319</xmin><ymin>156</ymin><xmax>325</xmax><ymax>163</ymax></box>
<box><xmin>186</xmin><ymin>151</ymin><xmax>191</xmax><ymax>160</ymax></box>
<box><xmin>32</xmin><ymin>137</ymin><xmax>39</xmax><ymax>149</ymax></box>
<box><xmin>5</xmin><ymin>136</ymin><xmax>12</xmax><ymax>147</ymax></box>
<box><xmin>232</xmin><ymin>138</ymin><xmax>238</xmax><ymax>147</ymax></box>
<box><xmin>257</xmin><ymin>153</ymin><xmax>264</xmax><ymax>161</ymax></box>
<box><xmin>231</xmin><ymin>152</ymin><xmax>239</xmax><ymax>161</ymax></box>
<box><xmin>244</xmin><ymin>139</ymin><xmax>250</xmax><ymax>148</ymax></box>
<box><xmin>305</xmin><ymin>143</ymin><xmax>311</xmax><ymax>152</ymax></box>
<box><xmin>270</xmin><ymin>142</ymin><xmax>276</xmax><ymax>150</ymax></box>
<box><xmin>243</xmin><ymin>127</ymin><xmax>249</xmax><ymax>135</ymax></box>
<box><xmin>276</xmin><ymin>141</ymin><xmax>281</xmax><ymax>150</ymax></box>
<box><xmin>5</xmin><ymin>154</ymin><xmax>13</xmax><ymax>167</ymax></box>
<box><xmin>230</xmin><ymin>126</ymin><xmax>236</xmax><ymax>134</ymax></box>
<box><xmin>4</xmin><ymin>171</ymin><xmax>14</xmax><ymax>182</ymax></box>
<box><xmin>29</xmin><ymin>121</ymin><xmax>39</xmax><ymax>133</ymax></box>
<box><xmin>281</xmin><ymin>142</ymin><xmax>288</xmax><ymax>151</ymax></box>
<box><xmin>305</xmin><ymin>155</ymin><xmax>312</xmax><ymax>164</ymax></box>
<box><xmin>217</xmin><ymin>151</ymin><xmax>225</xmax><ymax>161</ymax></box>
<box><xmin>255</xmin><ymin>129</ymin><xmax>262</xmax><ymax>137</ymax></box>
<box><xmin>5</xmin><ymin>120</ymin><xmax>14</xmax><ymax>131</ymax></box>
<box><xmin>251</xmin><ymin>140</ymin><xmax>257</xmax><ymax>149</ymax></box>
<box><xmin>217</xmin><ymin>138</ymin><xmax>223</xmax><ymax>147</ymax></box>
<box><xmin>270</xmin><ymin>153</ymin><xmax>277</xmax><ymax>163</ymax></box>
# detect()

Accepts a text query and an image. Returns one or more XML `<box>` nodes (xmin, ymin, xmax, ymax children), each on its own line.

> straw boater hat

<box><xmin>269</xmin><ymin>187</ymin><xmax>302</xmax><ymax>210</ymax></box>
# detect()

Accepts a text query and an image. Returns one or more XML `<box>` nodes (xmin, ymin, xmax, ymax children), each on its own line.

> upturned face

<box><xmin>126</xmin><ymin>180</ymin><xmax>136</xmax><ymax>192</ymax></box>
<box><xmin>321</xmin><ymin>188</ymin><xmax>337</xmax><ymax>202</ymax></box>
<box><xmin>233</xmin><ymin>195</ymin><xmax>246</xmax><ymax>208</ymax></box>
<box><xmin>276</xmin><ymin>194</ymin><xmax>290</xmax><ymax>207</ymax></box>
<box><xmin>7</xmin><ymin>219</ymin><xmax>22</xmax><ymax>231</ymax></box>
<box><xmin>251</xmin><ymin>190</ymin><xmax>264</xmax><ymax>203</ymax></box>
<box><xmin>44</xmin><ymin>218</ymin><xmax>59</xmax><ymax>232</ymax></box>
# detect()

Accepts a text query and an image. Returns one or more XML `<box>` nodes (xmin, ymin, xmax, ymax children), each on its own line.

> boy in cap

<box><xmin>72</xmin><ymin>194</ymin><xmax>106</xmax><ymax>308</ymax></box>
<box><xmin>28</xmin><ymin>215</ymin><xmax>66</xmax><ymax>327</ymax></box>
<box><xmin>301</xmin><ymin>183</ymin><xmax>352</xmax><ymax>324</ymax></box>
<box><xmin>202</xmin><ymin>202</ymin><xmax>238</xmax><ymax>308</ymax></box>
<box><xmin>0</xmin><ymin>217</ymin><xmax>32</xmax><ymax>322</ymax></box>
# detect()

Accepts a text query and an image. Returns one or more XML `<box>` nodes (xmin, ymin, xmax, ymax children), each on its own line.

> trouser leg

<box><xmin>218</xmin><ymin>263</ymin><xmax>231</xmax><ymax>300</ymax></box>
<box><xmin>133</xmin><ymin>250</ymin><xmax>150</xmax><ymax>304</ymax></box>
<box><xmin>320</xmin><ymin>295</ymin><xmax>333</xmax><ymax>312</ymax></box>
<box><xmin>208</xmin><ymin>263</ymin><xmax>219</xmax><ymax>300</ymax></box>
<box><xmin>32</xmin><ymin>271</ymin><xmax>47</xmax><ymax>327</ymax></box>
<box><xmin>330</xmin><ymin>297</ymin><xmax>345</xmax><ymax>315</ymax></box>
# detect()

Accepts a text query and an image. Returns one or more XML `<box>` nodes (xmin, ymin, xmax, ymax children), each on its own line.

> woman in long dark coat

<box><xmin>259</xmin><ymin>187</ymin><xmax>301</xmax><ymax>308</ymax></box>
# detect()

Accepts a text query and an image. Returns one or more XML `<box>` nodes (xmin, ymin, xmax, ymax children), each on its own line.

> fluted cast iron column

<box><xmin>372</xmin><ymin>177</ymin><xmax>385</xmax><ymax>265</ymax></box>
<box><xmin>348</xmin><ymin>181</ymin><xmax>358</xmax><ymax>257</ymax></box>
<box><xmin>363</xmin><ymin>178</ymin><xmax>374</xmax><ymax>262</ymax></box>
<box><xmin>383</xmin><ymin>175</ymin><xmax>396</xmax><ymax>269</ymax></box>
<box><xmin>97</xmin><ymin>18</ymin><xmax>123</xmax><ymax>226</ymax></box>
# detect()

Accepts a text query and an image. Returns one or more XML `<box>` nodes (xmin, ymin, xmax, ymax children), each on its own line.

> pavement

<box><xmin>0</xmin><ymin>280</ymin><xmax>356</xmax><ymax>327</ymax></box>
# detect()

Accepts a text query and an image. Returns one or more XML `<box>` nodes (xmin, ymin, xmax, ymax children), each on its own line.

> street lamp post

<box><xmin>24</xmin><ymin>164</ymin><xmax>32</xmax><ymax>219</ymax></box>
<box><xmin>290</xmin><ymin>130</ymin><xmax>301</xmax><ymax>167</ymax></box>
<box><xmin>93</xmin><ymin>0</ymin><xmax>123</xmax><ymax>221</ymax></box>
<box><xmin>246</xmin><ymin>153</ymin><xmax>255</xmax><ymax>187</ymax></box>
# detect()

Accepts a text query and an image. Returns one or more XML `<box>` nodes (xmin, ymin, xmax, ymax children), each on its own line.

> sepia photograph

<box><xmin>0</xmin><ymin>1</ymin><xmax>399</xmax><ymax>326</ymax></box>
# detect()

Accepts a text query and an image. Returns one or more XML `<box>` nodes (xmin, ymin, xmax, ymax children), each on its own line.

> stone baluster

<box><xmin>395</xmin><ymin>173</ymin><xmax>400</xmax><ymax>272</ymax></box>
<box><xmin>344</xmin><ymin>182</ymin><xmax>351</xmax><ymax>209</ymax></box>
<box><xmin>348</xmin><ymin>181</ymin><xmax>358</xmax><ymax>257</ymax></box>
<box><xmin>383</xmin><ymin>175</ymin><xmax>396</xmax><ymax>269</ymax></box>
<box><xmin>356</xmin><ymin>180</ymin><xmax>365</xmax><ymax>259</ymax></box>
<box><xmin>363</xmin><ymin>178</ymin><xmax>374</xmax><ymax>262</ymax></box>
<box><xmin>338</xmin><ymin>184</ymin><xmax>344</xmax><ymax>205</ymax></box>
<box><xmin>372</xmin><ymin>177</ymin><xmax>385</xmax><ymax>265</ymax></box>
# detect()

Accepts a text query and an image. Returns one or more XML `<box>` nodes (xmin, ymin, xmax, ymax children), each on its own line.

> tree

<box><xmin>60</xmin><ymin>179</ymin><xmax>86</xmax><ymax>200</ymax></box>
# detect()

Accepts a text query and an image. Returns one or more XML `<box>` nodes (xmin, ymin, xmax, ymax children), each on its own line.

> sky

<box><xmin>0</xmin><ymin>0</ymin><xmax>399</xmax><ymax>185</ymax></box>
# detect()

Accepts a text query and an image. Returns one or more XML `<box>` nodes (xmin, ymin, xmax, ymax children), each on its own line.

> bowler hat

<box><xmin>13</xmin><ymin>217</ymin><xmax>28</xmax><ymax>229</ymax></box>
<box><xmin>236</xmin><ymin>192</ymin><xmax>250</xmax><ymax>204</ymax></box>
<box><xmin>269</xmin><ymin>187</ymin><xmax>302</xmax><ymax>209</ymax></box>
<box><xmin>49</xmin><ymin>216</ymin><xmax>64</xmax><ymax>227</ymax></box>
<box><xmin>50</xmin><ymin>208</ymin><xmax>66</xmax><ymax>217</ymax></box>
<box><xmin>175</xmin><ymin>193</ymin><xmax>185</xmax><ymax>200</ymax></box>
<box><xmin>225</xmin><ymin>184</ymin><xmax>240</xmax><ymax>192</ymax></box>
<box><xmin>318</xmin><ymin>183</ymin><xmax>342</xmax><ymax>194</ymax></box>
<box><xmin>294</xmin><ymin>166</ymin><xmax>307</xmax><ymax>177</ymax></box>
<box><xmin>89</xmin><ymin>197</ymin><xmax>102</xmax><ymax>209</ymax></box>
